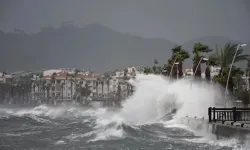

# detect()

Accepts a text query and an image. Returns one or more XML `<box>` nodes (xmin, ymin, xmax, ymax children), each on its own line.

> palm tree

<box><xmin>69</xmin><ymin>74</ymin><xmax>74</xmax><ymax>101</ymax></box>
<box><xmin>214</xmin><ymin>43</ymin><xmax>249</xmax><ymax>75</ymax></box>
<box><xmin>51</xmin><ymin>72</ymin><xmax>57</xmax><ymax>104</ymax></box>
<box><xmin>101</xmin><ymin>79</ymin><xmax>104</xmax><ymax>97</ymax></box>
<box><xmin>143</xmin><ymin>67</ymin><xmax>153</xmax><ymax>74</ymax></box>
<box><xmin>60</xmin><ymin>81</ymin><xmax>65</xmax><ymax>102</ymax></box>
<box><xmin>212</xmin><ymin>43</ymin><xmax>249</xmax><ymax>91</ymax></box>
<box><xmin>192</xmin><ymin>42</ymin><xmax>211</xmax><ymax>78</ymax></box>
<box><xmin>96</xmin><ymin>78</ymin><xmax>100</xmax><ymax>97</ymax></box>
<box><xmin>169</xmin><ymin>45</ymin><xmax>190</xmax><ymax>78</ymax></box>
<box><xmin>45</xmin><ymin>82</ymin><xmax>51</xmax><ymax>104</ymax></box>
<box><xmin>73</xmin><ymin>69</ymin><xmax>80</xmax><ymax>101</ymax></box>
<box><xmin>247</xmin><ymin>60</ymin><xmax>250</xmax><ymax>90</ymax></box>
<box><xmin>152</xmin><ymin>59</ymin><xmax>159</xmax><ymax>74</ymax></box>
<box><xmin>66</xmin><ymin>72</ymin><xmax>70</xmax><ymax>100</ymax></box>
<box><xmin>205</xmin><ymin>54</ymin><xmax>218</xmax><ymax>82</ymax></box>
<box><xmin>32</xmin><ymin>81</ymin><xmax>36</xmax><ymax>101</ymax></box>
<box><xmin>41</xmin><ymin>79</ymin><xmax>46</xmax><ymax>103</ymax></box>
<box><xmin>106</xmin><ymin>77</ymin><xmax>111</xmax><ymax>95</ymax></box>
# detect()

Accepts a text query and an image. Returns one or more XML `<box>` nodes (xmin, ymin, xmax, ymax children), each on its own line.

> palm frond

<box><xmin>213</xmin><ymin>42</ymin><xmax>249</xmax><ymax>69</ymax></box>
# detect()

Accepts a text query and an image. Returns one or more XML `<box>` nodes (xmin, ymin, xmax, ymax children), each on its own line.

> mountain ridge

<box><xmin>0</xmin><ymin>23</ymin><xmax>249</xmax><ymax>72</ymax></box>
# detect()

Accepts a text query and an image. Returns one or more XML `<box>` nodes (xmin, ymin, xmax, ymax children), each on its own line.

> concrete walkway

<box><xmin>211</xmin><ymin>121</ymin><xmax>250</xmax><ymax>130</ymax></box>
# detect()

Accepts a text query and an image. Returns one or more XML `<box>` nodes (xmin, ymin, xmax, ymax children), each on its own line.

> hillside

<box><xmin>0</xmin><ymin>24</ymin><xmax>177</xmax><ymax>72</ymax></box>
<box><xmin>0</xmin><ymin>24</ymin><xmax>249</xmax><ymax>72</ymax></box>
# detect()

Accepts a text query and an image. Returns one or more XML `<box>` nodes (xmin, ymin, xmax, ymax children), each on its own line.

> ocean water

<box><xmin>0</xmin><ymin>74</ymin><xmax>249</xmax><ymax>150</ymax></box>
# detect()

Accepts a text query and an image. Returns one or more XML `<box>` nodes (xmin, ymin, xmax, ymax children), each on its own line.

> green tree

<box><xmin>96</xmin><ymin>78</ymin><xmax>100</xmax><ymax>97</ymax></box>
<box><xmin>106</xmin><ymin>77</ymin><xmax>111</xmax><ymax>95</ymax></box>
<box><xmin>205</xmin><ymin>55</ymin><xmax>219</xmax><ymax>81</ymax></box>
<box><xmin>212</xmin><ymin>43</ymin><xmax>249</xmax><ymax>91</ymax></box>
<box><xmin>143</xmin><ymin>67</ymin><xmax>153</xmax><ymax>74</ymax></box>
<box><xmin>192</xmin><ymin>42</ymin><xmax>211</xmax><ymax>78</ymax></box>
<box><xmin>166</xmin><ymin>45</ymin><xmax>189</xmax><ymax>78</ymax></box>
<box><xmin>101</xmin><ymin>79</ymin><xmax>104</xmax><ymax>96</ymax></box>
<box><xmin>214</xmin><ymin>43</ymin><xmax>249</xmax><ymax>75</ymax></box>
<box><xmin>246</xmin><ymin>60</ymin><xmax>250</xmax><ymax>90</ymax></box>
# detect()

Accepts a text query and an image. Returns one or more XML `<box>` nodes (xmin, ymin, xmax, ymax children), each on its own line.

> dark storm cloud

<box><xmin>0</xmin><ymin>0</ymin><xmax>249</xmax><ymax>43</ymax></box>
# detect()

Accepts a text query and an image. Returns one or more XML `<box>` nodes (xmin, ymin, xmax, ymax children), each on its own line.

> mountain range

<box><xmin>0</xmin><ymin>23</ymin><xmax>249</xmax><ymax>72</ymax></box>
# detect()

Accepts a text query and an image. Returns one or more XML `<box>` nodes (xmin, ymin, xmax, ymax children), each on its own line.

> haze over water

<box><xmin>0</xmin><ymin>74</ymin><xmax>249</xmax><ymax>150</ymax></box>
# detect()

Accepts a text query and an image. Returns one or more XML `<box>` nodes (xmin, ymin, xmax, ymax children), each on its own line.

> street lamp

<box><xmin>169</xmin><ymin>57</ymin><xmax>179</xmax><ymax>79</ymax></box>
<box><xmin>175</xmin><ymin>62</ymin><xmax>180</xmax><ymax>79</ymax></box>
<box><xmin>190</xmin><ymin>57</ymin><xmax>208</xmax><ymax>88</ymax></box>
<box><xmin>193</xmin><ymin>57</ymin><xmax>209</xmax><ymax>79</ymax></box>
<box><xmin>224</xmin><ymin>43</ymin><xmax>247</xmax><ymax>107</ymax></box>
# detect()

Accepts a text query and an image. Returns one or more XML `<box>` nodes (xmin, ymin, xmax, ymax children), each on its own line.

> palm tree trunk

<box><xmin>96</xmin><ymin>83</ymin><xmax>99</xmax><ymax>97</ymax></box>
<box><xmin>102</xmin><ymin>84</ymin><xmax>104</xmax><ymax>97</ymax></box>
<box><xmin>178</xmin><ymin>61</ymin><xmax>183</xmax><ymax>78</ymax></box>
<box><xmin>107</xmin><ymin>84</ymin><xmax>110</xmax><ymax>95</ymax></box>
<box><xmin>193</xmin><ymin>56</ymin><xmax>202</xmax><ymax>78</ymax></box>
<box><xmin>61</xmin><ymin>86</ymin><xmax>63</xmax><ymax>102</ymax></box>
<box><xmin>127</xmin><ymin>84</ymin><xmax>129</xmax><ymax>96</ymax></box>
<box><xmin>71</xmin><ymin>80</ymin><xmax>73</xmax><ymax>101</ymax></box>
<box><xmin>205</xmin><ymin>65</ymin><xmax>211</xmax><ymax>82</ymax></box>
<box><xmin>46</xmin><ymin>88</ymin><xmax>49</xmax><ymax>104</ymax></box>
<box><xmin>43</xmin><ymin>88</ymin><xmax>46</xmax><ymax>104</ymax></box>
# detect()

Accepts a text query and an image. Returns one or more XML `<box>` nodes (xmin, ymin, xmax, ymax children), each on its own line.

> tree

<box><xmin>143</xmin><ymin>67</ymin><xmax>153</xmax><ymax>74</ymax></box>
<box><xmin>192</xmin><ymin>42</ymin><xmax>211</xmax><ymax>78</ymax></box>
<box><xmin>51</xmin><ymin>72</ymin><xmax>57</xmax><ymax>104</ymax></box>
<box><xmin>106</xmin><ymin>77</ymin><xmax>111</xmax><ymax>95</ymax></box>
<box><xmin>214</xmin><ymin>43</ymin><xmax>249</xmax><ymax>75</ymax></box>
<box><xmin>41</xmin><ymin>79</ymin><xmax>46</xmax><ymax>103</ymax></box>
<box><xmin>101</xmin><ymin>79</ymin><xmax>104</xmax><ymax>96</ymax></box>
<box><xmin>96</xmin><ymin>78</ymin><xmax>100</xmax><ymax>97</ymax></box>
<box><xmin>212</xmin><ymin>43</ymin><xmax>249</xmax><ymax>91</ymax></box>
<box><xmin>45</xmin><ymin>82</ymin><xmax>51</xmax><ymax>104</ymax></box>
<box><xmin>60</xmin><ymin>81</ymin><xmax>65</xmax><ymax>102</ymax></box>
<box><xmin>246</xmin><ymin>60</ymin><xmax>250</xmax><ymax>90</ymax></box>
<box><xmin>73</xmin><ymin>69</ymin><xmax>80</xmax><ymax>101</ymax></box>
<box><xmin>152</xmin><ymin>59</ymin><xmax>160</xmax><ymax>74</ymax></box>
<box><xmin>205</xmin><ymin>55</ymin><xmax>218</xmax><ymax>81</ymax></box>
<box><xmin>166</xmin><ymin>45</ymin><xmax>189</xmax><ymax>78</ymax></box>
<box><xmin>65</xmin><ymin>72</ymin><xmax>70</xmax><ymax>101</ymax></box>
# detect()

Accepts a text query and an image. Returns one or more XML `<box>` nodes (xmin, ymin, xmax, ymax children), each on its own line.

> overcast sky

<box><xmin>0</xmin><ymin>0</ymin><xmax>250</xmax><ymax>43</ymax></box>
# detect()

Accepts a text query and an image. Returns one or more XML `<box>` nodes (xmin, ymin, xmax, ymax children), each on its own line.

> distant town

<box><xmin>0</xmin><ymin>41</ymin><xmax>250</xmax><ymax>108</ymax></box>
<box><xmin>1</xmin><ymin>64</ymin><xmax>246</xmax><ymax>106</ymax></box>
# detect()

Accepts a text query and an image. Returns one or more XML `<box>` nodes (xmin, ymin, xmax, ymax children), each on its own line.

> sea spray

<box><xmin>119</xmin><ymin>74</ymin><xmax>224</xmax><ymax>124</ymax></box>
<box><xmin>0</xmin><ymin>74</ymin><xmax>245</xmax><ymax>149</ymax></box>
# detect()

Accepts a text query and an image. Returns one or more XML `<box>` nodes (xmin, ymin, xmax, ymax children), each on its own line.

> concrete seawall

<box><xmin>180</xmin><ymin>116</ymin><xmax>250</xmax><ymax>142</ymax></box>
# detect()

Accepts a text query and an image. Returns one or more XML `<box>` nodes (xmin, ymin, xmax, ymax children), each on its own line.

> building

<box><xmin>183</xmin><ymin>66</ymin><xmax>221</xmax><ymax>79</ymax></box>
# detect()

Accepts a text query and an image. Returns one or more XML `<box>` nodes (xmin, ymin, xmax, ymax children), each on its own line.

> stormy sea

<box><xmin>0</xmin><ymin>74</ymin><xmax>249</xmax><ymax>150</ymax></box>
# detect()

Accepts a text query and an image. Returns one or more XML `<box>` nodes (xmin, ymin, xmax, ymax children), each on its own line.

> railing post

<box><xmin>208</xmin><ymin>107</ymin><xmax>212</xmax><ymax>122</ymax></box>
<box><xmin>233</xmin><ymin>107</ymin><xmax>236</xmax><ymax>122</ymax></box>
<box><xmin>213</xmin><ymin>107</ymin><xmax>216</xmax><ymax>122</ymax></box>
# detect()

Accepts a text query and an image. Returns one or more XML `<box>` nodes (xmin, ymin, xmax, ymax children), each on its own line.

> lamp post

<box><xmin>193</xmin><ymin>57</ymin><xmax>209</xmax><ymax>79</ymax></box>
<box><xmin>190</xmin><ymin>57</ymin><xmax>208</xmax><ymax>88</ymax></box>
<box><xmin>224</xmin><ymin>44</ymin><xmax>247</xmax><ymax>107</ymax></box>
<box><xmin>175</xmin><ymin>62</ymin><xmax>180</xmax><ymax>80</ymax></box>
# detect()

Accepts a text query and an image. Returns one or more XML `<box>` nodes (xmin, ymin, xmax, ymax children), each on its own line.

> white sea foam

<box><xmin>0</xmin><ymin>74</ymin><xmax>243</xmax><ymax>148</ymax></box>
<box><xmin>119</xmin><ymin>74</ymin><xmax>223</xmax><ymax>124</ymax></box>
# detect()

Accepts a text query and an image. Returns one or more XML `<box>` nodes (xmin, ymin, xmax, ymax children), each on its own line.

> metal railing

<box><xmin>208</xmin><ymin>107</ymin><xmax>250</xmax><ymax>122</ymax></box>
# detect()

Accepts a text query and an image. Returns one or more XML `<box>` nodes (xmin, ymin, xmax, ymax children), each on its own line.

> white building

<box><xmin>184</xmin><ymin>66</ymin><xmax>221</xmax><ymax>79</ymax></box>
<box><xmin>30</xmin><ymin>66</ymin><xmax>139</xmax><ymax>101</ymax></box>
